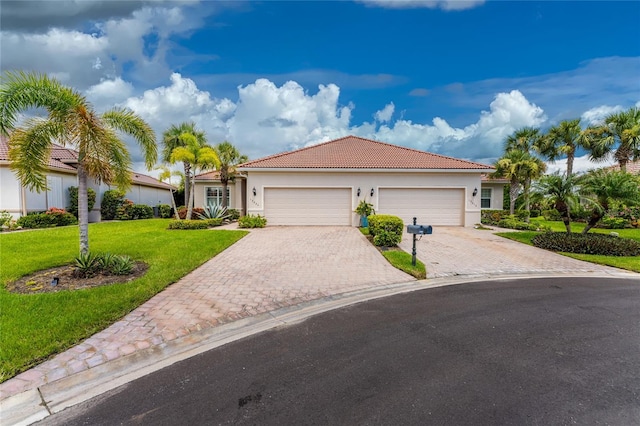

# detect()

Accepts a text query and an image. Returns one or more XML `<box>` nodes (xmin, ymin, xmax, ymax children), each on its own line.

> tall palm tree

<box><xmin>0</xmin><ymin>71</ymin><xmax>156</xmax><ymax>254</ymax></box>
<box><xmin>492</xmin><ymin>149</ymin><xmax>537</xmax><ymax>215</ymax></box>
<box><xmin>579</xmin><ymin>169</ymin><xmax>640</xmax><ymax>234</ymax></box>
<box><xmin>534</xmin><ymin>173</ymin><xmax>580</xmax><ymax>233</ymax></box>
<box><xmin>162</xmin><ymin>122</ymin><xmax>207</xmax><ymax>210</ymax></box>
<box><xmin>215</xmin><ymin>141</ymin><xmax>248</xmax><ymax>209</ymax></box>
<box><xmin>589</xmin><ymin>107</ymin><xmax>640</xmax><ymax>172</ymax></box>
<box><xmin>170</xmin><ymin>133</ymin><xmax>220</xmax><ymax>220</ymax></box>
<box><xmin>540</xmin><ymin>119</ymin><xmax>591</xmax><ymax>176</ymax></box>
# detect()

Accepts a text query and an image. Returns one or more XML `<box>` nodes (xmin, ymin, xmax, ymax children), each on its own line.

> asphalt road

<box><xmin>40</xmin><ymin>277</ymin><xmax>640</xmax><ymax>425</ymax></box>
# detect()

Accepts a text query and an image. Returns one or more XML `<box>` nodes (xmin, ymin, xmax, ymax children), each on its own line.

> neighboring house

<box><xmin>480</xmin><ymin>174</ymin><xmax>508</xmax><ymax>211</ymax></box>
<box><xmin>236</xmin><ymin>136</ymin><xmax>495</xmax><ymax>227</ymax></box>
<box><xmin>0</xmin><ymin>136</ymin><xmax>173</xmax><ymax>221</ymax></box>
<box><xmin>193</xmin><ymin>170</ymin><xmax>246</xmax><ymax>214</ymax></box>
<box><xmin>607</xmin><ymin>160</ymin><xmax>640</xmax><ymax>175</ymax></box>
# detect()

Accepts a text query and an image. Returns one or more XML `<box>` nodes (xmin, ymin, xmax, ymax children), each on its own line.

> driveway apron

<box><xmin>1</xmin><ymin>226</ymin><xmax>411</xmax><ymax>399</ymax></box>
<box><xmin>398</xmin><ymin>226</ymin><xmax>628</xmax><ymax>278</ymax></box>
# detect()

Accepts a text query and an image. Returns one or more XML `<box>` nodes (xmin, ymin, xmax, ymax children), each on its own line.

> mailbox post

<box><xmin>406</xmin><ymin>217</ymin><xmax>433</xmax><ymax>266</ymax></box>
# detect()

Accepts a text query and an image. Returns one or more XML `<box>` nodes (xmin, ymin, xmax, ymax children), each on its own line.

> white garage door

<box><xmin>264</xmin><ymin>188</ymin><xmax>352</xmax><ymax>226</ymax></box>
<box><xmin>378</xmin><ymin>188</ymin><xmax>464</xmax><ymax>226</ymax></box>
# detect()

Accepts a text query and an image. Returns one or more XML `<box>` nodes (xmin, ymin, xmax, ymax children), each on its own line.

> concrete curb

<box><xmin>2</xmin><ymin>271</ymin><xmax>638</xmax><ymax>425</ymax></box>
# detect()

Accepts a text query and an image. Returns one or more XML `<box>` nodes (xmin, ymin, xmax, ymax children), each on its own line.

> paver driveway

<box><xmin>1</xmin><ymin>226</ymin><xmax>411</xmax><ymax>399</ymax></box>
<box><xmin>398</xmin><ymin>226</ymin><xmax>628</xmax><ymax>278</ymax></box>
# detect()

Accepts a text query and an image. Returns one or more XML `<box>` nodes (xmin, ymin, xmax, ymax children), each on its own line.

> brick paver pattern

<box><xmin>1</xmin><ymin>227</ymin><xmax>411</xmax><ymax>399</ymax></box>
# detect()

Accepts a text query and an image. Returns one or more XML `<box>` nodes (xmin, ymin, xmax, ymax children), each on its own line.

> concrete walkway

<box><xmin>398</xmin><ymin>226</ymin><xmax>626</xmax><ymax>278</ymax></box>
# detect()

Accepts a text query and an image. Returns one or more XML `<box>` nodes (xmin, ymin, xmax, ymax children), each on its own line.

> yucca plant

<box><xmin>196</xmin><ymin>203</ymin><xmax>228</xmax><ymax>220</ymax></box>
<box><xmin>110</xmin><ymin>255</ymin><xmax>134</xmax><ymax>275</ymax></box>
<box><xmin>73</xmin><ymin>251</ymin><xmax>102</xmax><ymax>278</ymax></box>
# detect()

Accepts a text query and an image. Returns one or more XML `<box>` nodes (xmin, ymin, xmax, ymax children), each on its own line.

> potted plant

<box><xmin>355</xmin><ymin>199</ymin><xmax>374</xmax><ymax>227</ymax></box>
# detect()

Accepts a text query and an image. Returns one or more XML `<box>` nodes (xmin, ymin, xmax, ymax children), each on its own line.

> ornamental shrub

<box><xmin>481</xmin><ymin>210</ymin><xmax>509</xmax><ymax>225</ymax></box>
<box><xmin>115</xmin><ymin>199</ymin><xmax>134</xmax><ymax>220</ymax></box>
<box><xmin>238</xmin><ymin>214</ymin><xmax>267</xmax><ymax>228</ymax></box>
<box><xmin>17</xmin><ymin>209</ymin><xmax>77</xmax><ymax>228</ymax></box>
<box><xmin>497</xmin><ymin>216</ymin><xmax>538</xmax><ymax>231</ymax></box>
<box><xmin>130</xmin><ymin>204</ymin><xmax>153</xmax><ymax>220</ymax></box>
<box><xmin>101</xmin><ymin>190</ymin><xmax>126</xmax><ymax>220</ymax></box>
<box><xmin>227</xmin><ymin>209</ymin><xmax>241</xmax><ymax>221</ymax></box>
<box><xmin>157</xmin><ymin>204</ymin><xmax>172</xmax><ymax>218</ymax></box>
<box><xmin>532</xmin><ymin>232</ymin><xmax>640</xmax><ymax>256</ymax></box>
<box><xmin>601</xmin><ymin>216</ymin><xmax>626</xmax><ymax>229</ymax></box>
<box><xmin>542</xmin><ymin>209</ymin><xmax>562</xmax><ymax>221</ymax></box>
<box><xmin>167</xmin><ymin>220</ymin><xmax>210</xmax><ymax>230</ymax></box>
<box><xmin>368</xmin><ymin>214</ymin><xmax>403</xmax><ymax>246</ymax></box>
<box><xmin>177</xmin><ymin>207</ymin><xmax>205</xmax><ymax>220</ymax></box>
<box><xmin>0</xmin><ymin>210</ymin><xmax>13</xmax><ymax>226</ymax></box>
<box><xmin>68</xmin><ymin>186</ymin><xmax>96</xmax><ymax>218</ymax></box>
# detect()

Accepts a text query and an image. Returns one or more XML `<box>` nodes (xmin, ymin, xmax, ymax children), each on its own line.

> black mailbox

<box><xmin>407</xmin><ymin>224</ymin><xmax>432</xmax><ymax>235</ymax></box>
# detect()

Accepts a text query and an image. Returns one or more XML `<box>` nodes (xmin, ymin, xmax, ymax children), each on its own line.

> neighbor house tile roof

<box><xmin>239</xmin><ymin>136</ymin><xmax>493</xmax><ymax>170</ymax></box>
<box><xmin>608</xmin><ymin>160</ymin><xmax>640</xmax><ymax>175</ymax></box>
<box><xmin>0</xmin><ymin>136</ymin><xmax>172</xmax><ymax>189</ymax></box>
<box><xmin>481</xmin><ymin>174</ymin><xmax>509</xmax><ymax>183</ymax></box>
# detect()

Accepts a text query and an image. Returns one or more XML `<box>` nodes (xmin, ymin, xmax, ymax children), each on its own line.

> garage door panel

<box><xmin>264</xmin><ymin>188</ymin><xmax>351</xmax><ymax>226</ymax></box>
<box><xmin>378</xmin><ymin>188</ymin><xmax>464</xmax><ymax>226</ymax></box>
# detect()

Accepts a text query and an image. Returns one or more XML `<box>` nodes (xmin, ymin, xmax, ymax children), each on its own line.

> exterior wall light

<box><xmin>357</xmin><ymin>187</ymin><xmax>361</xmax><ymax>197</ymax></box>
<box><xmin>472</xmin><ymin>188</ymin><xmax>478</xmax><ymax>197</ymax></box>
<box><xmin>370</xmin><ymin>188</ymin><xmax>375</xmax><ymax>196</ymax></box>
<box><xmin>252</xmin><ymin>187</ymin><xmax>257</xmax><ymax>196</ymax></box>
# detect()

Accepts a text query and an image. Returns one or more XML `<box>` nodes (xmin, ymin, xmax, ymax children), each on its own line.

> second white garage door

<box><xmin>378</xmin><ymin>188</ymin><xmax>464</xmax><ymax>226</ymax></box>
<box><xmin>264</xmin><ymin>187</ymin><xmax>352</xmax><ymax>225</ymax></box>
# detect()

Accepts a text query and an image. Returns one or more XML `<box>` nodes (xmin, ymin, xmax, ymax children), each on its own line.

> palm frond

<box><xmin>102</xmin><ymin>107</ymin><xmax>157</xmax><ymax>169</ymax></box>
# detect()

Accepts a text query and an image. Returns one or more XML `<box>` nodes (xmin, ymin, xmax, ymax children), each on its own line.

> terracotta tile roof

<box><xmin>0</xmin><ymin>136</ymin><xmax>172</xmax><ymax>189</ymax></box>
<box><xmin>239</xmin><ymin>136</ymin><xmax>493</xmax><ymax>170</ymax></box>
<box><xmin>195</xmin><ymin>170</ymin><xmax>222</xmax><ymax>180</ymax></box>
<box><xmin>608</xmin><ymin>160</ymin><xmax>640</xmax><ymax>174</ymax></box>
<box><xmin>481</xmin><ymin>174</ymin><xmax>509</xmax><ymax>183</ymax></box>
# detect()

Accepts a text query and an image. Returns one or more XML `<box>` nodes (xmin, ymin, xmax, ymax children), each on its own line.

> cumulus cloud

<box><xmin>546</xmin><ymin>154</ymin><xmax>615</xmax><ymax>175</ymax></box>
<box><xmin>580</xmin><ymin>105</ymin><xmax>624</xmax><ymax>126</ymax></box>
<box><xmin>374</xmin><ymin>103</ymin><xmax>395</xmax><ymax>123</ymax></box>
<box><xmin>358</xmin><ymin>0</ymin><xmax>485</xmax><ymax>11</ymax></box>
<box><xmin>86</xmin><ymin>77</ymin><xmax>135</xmax><ymax>107</ymax></box>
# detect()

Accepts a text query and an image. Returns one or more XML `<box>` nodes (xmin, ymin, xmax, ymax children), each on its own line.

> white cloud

<box><xmin>358</xmin><ymin>0</ymin><xmax>485</xmax><ymax>11</ymax></box>
<box><xmin>580</xmin><ymin>104</ymin><xmax>624</xmax><ymax>126</ymax></box>
<box><xmin>546</xmin><ymin>154</ymin><xmax>615</xmax><ymax>175</ymax></box>
<box><xmin>86</xmin><ymin>77</ymin><xmax>135</xmax><ymax>107</ymax></box>
<box><xmin>374</xmin><ymin>103</ymin><xmax>395</xmax><ymax>123</ymax></box>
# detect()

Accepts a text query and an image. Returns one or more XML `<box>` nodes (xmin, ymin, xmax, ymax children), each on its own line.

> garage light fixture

<box><xmin>252</xmin><ymin>187</ymin><xmax>257</xmax><ymax>196</ymax></box>
<box><xmin>472</xmin><ymin>188</ymin><xmax>478</xmax><ymax>197</ymax></box>
<box><xmin>370</xmin><ymin>188</ymin><xmax>375</xmax><ymax>197</ymax></box>
<box><xmin>357</xmin><ymin>187</ymin><xmax>361</xmax><ymax>197</ymax></box>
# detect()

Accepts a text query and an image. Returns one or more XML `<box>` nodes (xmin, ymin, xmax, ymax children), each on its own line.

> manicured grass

<box><xmin>0</xmin><ymin>219</ymin><xmax>247</xmax><ymax>382</ymax></box>
<box><xmin>359</xmin><ymin>227</ymin><xmax>370</xmax><ymax>236</ymax></box>
<box><xmin>381</xmin><ymin>249</ymin><xmax>426</xmax><ymax>280</ymax></box>
<box><xmin>496</xmin><ymin>219</ymin><xmax>640</xmax><ymax>273</ymax></box>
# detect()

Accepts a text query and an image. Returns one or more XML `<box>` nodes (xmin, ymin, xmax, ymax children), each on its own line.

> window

<box><xmin>481</xmin><ymin>188</ymin><xmax>492</xmax><ymax>209</ymax></box>
<box><xmin>205</xmin><ymin>187</ymin><xmax>230</xmax><ymax>207</ymax></box>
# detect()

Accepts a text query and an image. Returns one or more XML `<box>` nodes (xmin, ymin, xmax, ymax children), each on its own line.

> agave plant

<box><xmin>196</xmin><ymin>203</ymin><xmax>229</xmax><ymax>220</ymax></box>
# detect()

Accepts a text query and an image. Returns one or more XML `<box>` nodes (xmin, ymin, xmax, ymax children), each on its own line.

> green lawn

<box><xmin>0</xmin><ymin>220</ymin><xmax>247</xmax><ymax>382</ymax></box>
<box><xmin>496</xmin><ymin>219</ymin><xmax>640</xmax><ymax>272</ymax></box>
<box><xmin>382</xmin><ymin>249</ymin><xmax>426</xmax><ymax>280</ymax></box>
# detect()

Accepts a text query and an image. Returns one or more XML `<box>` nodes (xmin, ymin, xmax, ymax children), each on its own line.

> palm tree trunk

<box><xmin>169</xmin><ymin>188</ymin><xmax>180</xmax><ymax>220</ymax></box>
<box><xmin>509</xmin><ymin>179</ymin><xmax>519</xmax><ymax>215</ymax></box>
<box><xmin>77</xmin><ymin>164</ymin><xmax>90</xmax><ymax>254</ymax></box>
<box><xmin>220</xmin><ymin>166</ymin><xmax>229</xmax><ymax>209</ymax></box>
<box><xmin>582</xmin><ymin>212</ymin><xmax>603</xmax><ymax>234</ymax></box>
<box><xmin>186</xmin><ymin>176</ymin><xmax>196</xmax><ymax>220</ymax></box>
<box><xmin>556</xmin><ymin>200</ymin><xmax>571</xmax><ymax>233</ymax></box>
<box><xmin>524</xmin><ymin>178</ymin><xmax>531</xmax><ymax>222</ymax></box>
<box><xmin>183</xmin><ymin>162</ymin><xmax>191</xmax><ymax>210</ymax></box>
<box><xmin>566</xmin><ymin>150</ymin><xmax>574</xmax><ymax>176</ymax></box>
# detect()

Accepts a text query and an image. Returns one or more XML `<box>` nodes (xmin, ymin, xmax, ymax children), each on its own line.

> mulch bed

<box><xmin>6</xmin><ymin>262</ymin><xmax>148</xmax><ymax>294</ymax></box>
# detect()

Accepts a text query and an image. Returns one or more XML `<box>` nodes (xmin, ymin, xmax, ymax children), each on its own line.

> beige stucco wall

<box><xmin>243</xmin><ymin>170</ymin><xmax>484</xmax><ymax>227</ymax></box>
<box><xmin>193</xmin><ymin>180</ymin><xmax>242</xmax><ymax>210</ymax></box>
<box><xmin>481</xmin><ymin>182</ymin><xmax>506</xmax><ymax>211</ymax></box>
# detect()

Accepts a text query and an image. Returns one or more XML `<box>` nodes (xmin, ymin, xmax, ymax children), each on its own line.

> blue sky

<box><xmin>1</xmin><ymin>0</ymin><xmax>639</xmax><ymax>173</ymax></box>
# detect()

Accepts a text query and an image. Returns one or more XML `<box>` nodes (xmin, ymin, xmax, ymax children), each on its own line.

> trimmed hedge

<box><xmin>532</xmin><ymin>232</ymin><xmax>640</xmax><ymax>256</ymax></box>
<box><xmin>227</xmin><ymin>209</ymin><xmax>241</xmax><ymax>221</ymax></box>
<box><xmin>368</xmin><ymin>214</ymin><xmax>403</xmax><ymax>247</ymax></box>
<box><xmin>68</xmin><ymin>186</ymin><xmax>96</xmax><ymax>218</ymax></box>
<box><xmin>101</xmin><ymin>190</ymin><xmax>126</xmax><ymax>220</ymax></box>
<box><xmin>167</xmin><ymin>218</ymin><xmax>223</xmax><ymax>230</ymax></box>
<box><xmin>177</xmin><ymin>207</ymin><xmax>205</xmax><ymax>220</ymax></box>
<box><xmin>17</xmin><ymin>209</ymin><xmax>78</xmax><ymax>228</ymax></box>
<box><xmin>238</xmin><ymin>214</ymin><xmax>267</xmax><ymax>228</ymax></box>
<box><xmin>157</xmin><ymin>204</ymin><xmax>172</xmax><ymax>218</ymax></box>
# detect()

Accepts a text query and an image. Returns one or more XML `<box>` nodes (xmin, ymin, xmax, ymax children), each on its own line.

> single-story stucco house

<box><xmin>0</xmin><ymin>136</ymin><xmax>174</xmax><ymax>221</ymax></box>
<box><xmin>195</xmin><ymin>135</ymin><xmax>501</xmax><ymax>227</ymax></box>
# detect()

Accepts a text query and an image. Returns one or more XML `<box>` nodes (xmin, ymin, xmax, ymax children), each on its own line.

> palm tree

<box><xmin>215</xmin><ymin>141</ymin><xmax>248</xmax><ymax>209</ymax></box>
<box><xmin>155</xmin><ymin>165</ymin><xmax>182</xmax><ymax>220</ymax></box>
<box><xmin>589</xmin><ymin>107</ymin><xmax>640</xmax><ymax>172</ymax></box>
<box><xmin>162</xmin><ymin>122</ymin><xmax>207</xmax><ymax>210</ymax></box>
<box><xmin>579</xmin><ymin>169</ymin><xmax>640</xmax><ymax>234</ymax></box>
<box><xmin>170</xmin><ymin>133</ymin><xmax>220</xmax><ymax>220</ymax></box>
<box><xmin>539</xmin><ymin>119</ymin><xmax>591</xmax><ymax>176</ymax></box>
<box><xmin>492</xmin><ymin>149</ymin><xmax>536</xmax><ymax>215</ymax></box>
<box><xmin>0</xmin><ymin>71</ymin><xmax>156</xmax><ymax>254</ymax></box>
<box><xmin>504</xmin><ymin>127</ymin><xmax>545</xmax><ymax>217</ymax></box>
<box><xmin>534</xmin><ymin>173</ymin><xmax>580</xmax><ymax>233</ymax></box>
